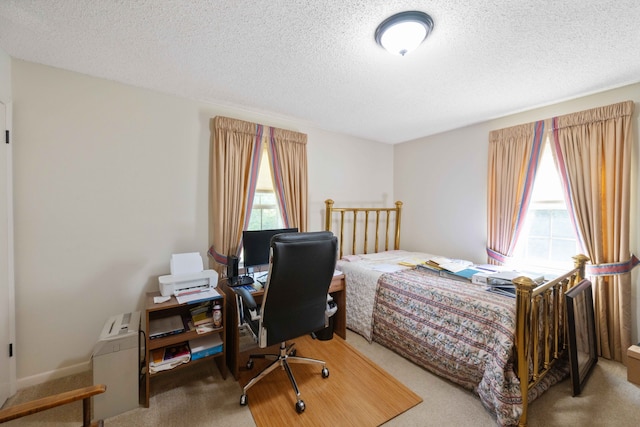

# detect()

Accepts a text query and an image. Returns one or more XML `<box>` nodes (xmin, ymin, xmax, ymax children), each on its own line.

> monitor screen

<box><xmin>242</xmin><ymin>228</ymin><xmax>298</xmax><ymax>268</ymax></box>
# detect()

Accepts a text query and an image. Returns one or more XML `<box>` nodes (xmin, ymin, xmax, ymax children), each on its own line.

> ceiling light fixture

<box><xmin>375</xmin><ymin>11</ymin><xmax>434</xmax><ymax>57</ymax></box>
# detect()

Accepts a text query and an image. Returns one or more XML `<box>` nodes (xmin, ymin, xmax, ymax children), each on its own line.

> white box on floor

<box><xmin>92</xmin><ymin>312</ymin><xmax>141</xmax><ymax>419</ymax></box>
<box><xmin>628</xmin><ymin>345</ymin><xmax>640</xmax><ymax>385</ymax></box>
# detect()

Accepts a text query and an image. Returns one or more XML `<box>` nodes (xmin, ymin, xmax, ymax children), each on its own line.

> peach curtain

<box><xmin>551</xmin><ymin>100</ymin><xmax>637</xmax><ymax>363</ymax></box>
<box><xmin>486</xmin><ymin>121</ymin><xmax>545</xmax><ymax>264</ymax></box>
<box><xmin>267</xmin><ymin>127</ymin><xmax>308</xmax><ymax>232</ymax></box>
<box><xmin>207</xmin><ymin>116</ymin><xmax>309</xmax><ymax>273</ymax></box>
<box><xmin>207</xmin><ymin>116</ymin><xmax>263</xmax><ymax>273</ymax></box>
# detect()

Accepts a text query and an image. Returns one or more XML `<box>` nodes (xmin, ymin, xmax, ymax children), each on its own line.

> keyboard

<box><xmin>230</xmin><ymin>275</ymin><xmax>254</xmax><ymax>286</ymax></box>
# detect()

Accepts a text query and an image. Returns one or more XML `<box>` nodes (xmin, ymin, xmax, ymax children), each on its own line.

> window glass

<box><xmin>247</xmin><ymin>145</ymin><xmax>283</xmax><ymax>231</ymax></box>
<box><xmin>511</xmin><ymin>140</ymin><xmax>580</xmax><ymax>272</ymax></box>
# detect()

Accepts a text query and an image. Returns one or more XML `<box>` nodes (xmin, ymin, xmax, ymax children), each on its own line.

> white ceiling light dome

<box><xmin>375</xmin><ymin>11</ymin><xmax>434</xmax><ymax>56</ymax></box>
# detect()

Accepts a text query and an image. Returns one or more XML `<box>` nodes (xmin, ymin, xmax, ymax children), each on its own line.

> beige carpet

<box><xmin>238</xmin><ymin>334</ymin><xmax>422</xmax><ymax>427</ymax></box>
<box><xmin>2</xmin><ymin>330</ymin><xmax>639</xmax><ymax>426</ymax></box>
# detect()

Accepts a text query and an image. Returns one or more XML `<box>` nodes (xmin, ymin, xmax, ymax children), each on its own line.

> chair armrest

<box><xmin>0</xmin><ymin>384</ymin><xmax>106</xmax><ymax>426</ymax></box>
<box><xmin>235</xmin><ymin>287</ymin><xmax>257</xmax><ymax>310</ymax></box>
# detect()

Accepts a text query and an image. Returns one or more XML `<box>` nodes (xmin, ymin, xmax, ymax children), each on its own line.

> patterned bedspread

<box><xmin>339</xmin><ymin>253</ymin><xmax>568</xmax><ymax>426</ymax></box>
<box><xmin>336</xmin><ymin>250</ymin><xmax>434</xmax><ymax>341</ymax></box>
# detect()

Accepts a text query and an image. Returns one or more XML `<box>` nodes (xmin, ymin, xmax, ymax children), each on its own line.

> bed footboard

<box><xmin>513</xmin><ymin>254</ymin><xmax>589</xmax><ymax>427</ymax></box>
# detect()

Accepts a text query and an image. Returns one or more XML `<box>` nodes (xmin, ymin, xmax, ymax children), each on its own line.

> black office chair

<box><xmin>235</xmin><ymin>231</ymin><xmax>338</xmax><ymax>413</ymax></box>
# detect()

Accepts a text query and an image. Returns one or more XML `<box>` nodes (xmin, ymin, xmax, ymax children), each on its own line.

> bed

<box><xmin>324</xmin><ymin>199</ymin><xmax>588</xmax><ymax>427</ymax></box>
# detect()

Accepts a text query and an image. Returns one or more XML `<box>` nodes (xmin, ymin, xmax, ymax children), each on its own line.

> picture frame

<box><xmin>565</xmin><ymin>278</ymin><xmax>598</xmax><ymax>396</ymax></box>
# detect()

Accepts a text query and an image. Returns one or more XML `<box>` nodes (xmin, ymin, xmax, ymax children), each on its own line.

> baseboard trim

<box><xmin>17</xmin><ymin>361</ymin><xmax>90</xmax><ymax>390</ymax></box>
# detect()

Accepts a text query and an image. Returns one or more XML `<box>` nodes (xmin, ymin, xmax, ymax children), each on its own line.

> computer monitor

<box><xmin>242</xmin><ymin>228</ymin><xmax>298</xmax><ymax>269</ymax></box>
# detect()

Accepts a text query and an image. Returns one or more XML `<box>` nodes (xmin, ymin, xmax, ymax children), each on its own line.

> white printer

<box><xmin>158</xmin><ymin>252</ymin><xmax>219</xmax><ymax>296</ymax></box>
<box><xmin>158</xmin><ymin>270</ymin><xmax>218</xmax><ymax>296</ymax></box>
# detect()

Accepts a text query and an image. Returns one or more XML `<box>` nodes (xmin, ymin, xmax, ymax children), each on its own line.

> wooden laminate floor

<box><xmin>237</xmin><ymin>334</ymin><xmax>422</xmax><ymax>427</ymax></box>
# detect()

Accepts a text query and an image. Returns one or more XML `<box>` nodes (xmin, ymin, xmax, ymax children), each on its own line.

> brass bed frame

<box><xmin>324</xmin><ymin>199</ymin><xmax>402</xmax><ymax>259</ymax></box>
<box><xmin>324</xmin><ymin>199</ymin><xmax>588</xmax><ymax>427</ymax></box>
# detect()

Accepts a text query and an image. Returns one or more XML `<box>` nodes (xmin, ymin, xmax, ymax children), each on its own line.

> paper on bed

<box><xmin>372</xmin><ymin>263</ymin><xmax>407</xmax><ymax>273</ymax></box>
<box><xmin>432</xmin><ymin>258</ymin><xmax>473</xmax><ymax>273</ymax></box>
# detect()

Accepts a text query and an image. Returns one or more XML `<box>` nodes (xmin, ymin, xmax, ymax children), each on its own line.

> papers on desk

<box><xmin>175</xmin><ymin>288</ymin><xmax>221</xmax><ymax>305</ymax></box>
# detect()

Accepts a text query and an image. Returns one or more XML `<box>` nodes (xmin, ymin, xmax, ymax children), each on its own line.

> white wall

<box><xmin>11</xmin><ymin>59</ymin><xmax>393</xmax><ymax>384</ymax></box>
<box><xmin>394</xmin><ymin>83</ymin><xmax>640</xmax><ymax>343</ymax></box>
<box><xmin>0</xmin><ymin>48</ymin><xmax>10</xmax><ymax>100</ymax></box>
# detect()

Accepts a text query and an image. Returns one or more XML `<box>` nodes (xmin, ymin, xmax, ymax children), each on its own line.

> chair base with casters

<box><xmin>239</xmin><ymin>341</ymin><xmax>330</xmax><ymax>413</ymax></box>
<box><xmin>235</xmin><ymin>231</ymin><xmax>338</xmax><ymax>414</ymax></box>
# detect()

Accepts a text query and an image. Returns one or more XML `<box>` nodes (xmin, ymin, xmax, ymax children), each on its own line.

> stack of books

<box><xmin>486</xmin><ymin>271</ymin><xmax>545</xmax><ymax>298</ymax></box>
<box><xmin>188</xmin><ymin>302</ymin><xmax>213</xmax><ymax>331</ymax></box>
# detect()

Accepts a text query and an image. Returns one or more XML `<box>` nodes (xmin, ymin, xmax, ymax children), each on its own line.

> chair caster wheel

<box><xmin>295</xmin><ymin>399</ymin><xmax>305</xmax><ymax>413</ymax></box>
<box><xmin>240</xmin><ymin>394</ymin><xmax>248</xmax><ymax>406</ymax></box>
<box><xmin>322</xmin><ymin>367</ymin><xmax>329</xmax><ymax>378</ymax></box>
<box><xmin>246</xmin><ymin>359</ymin><xmax>254</xmax><ymax>370</ymax></box>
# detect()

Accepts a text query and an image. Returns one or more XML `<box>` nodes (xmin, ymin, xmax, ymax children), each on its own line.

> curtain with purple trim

<box><xmin>486</xmin><ymin>121</ymin><xmax>545</xmax><ymax>265</ymax></box>
<box><xmin>207</xmin><ymin>116</ymin><xmax>263</xmax><ymax>273</ymax></box>
<box><xmin>550</xmin><ymin>100</ymin><xmax>636</xmax><ymax>363</ymax></box>
<box><xmin>266</xmin><ymin>127</ymin><xmax>308</xmax><ymax>232</ymax></box>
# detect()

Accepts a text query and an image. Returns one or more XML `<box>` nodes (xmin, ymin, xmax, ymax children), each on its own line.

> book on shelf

<box><xmin>189</xmin><ymin>333</ymin><xmax>223</xmax><ymax>361</ymax></box>
<box><xmin>189</xmin><ymin>302</ymin><xmax>213</xmax><ymax>326</ymax></box>
<box><xmin>149</xmin><ymin>342</ymin><xmax>191</xmax><ymax>373</ymax></box>
<box><xmin>185</xmin><ymin>319</ymin><xmax>215</xmax><ymax>334</ymax></box>
<box><xmin>149</xmin><ymin>315</ymin><xmax>185</xmax><ymax>339</ymax></box>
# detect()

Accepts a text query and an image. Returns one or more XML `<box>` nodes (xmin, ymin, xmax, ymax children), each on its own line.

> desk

<box><xmin>220</xmin><ymin>273</ymin><xmax>346</xmax><ymax>380</ymax></box>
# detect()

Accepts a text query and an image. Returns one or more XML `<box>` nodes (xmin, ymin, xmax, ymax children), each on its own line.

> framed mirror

<box><xmin>565</xmin><ymin>279</ymin><xmax>598</xmax><ymax>396</ymax></box>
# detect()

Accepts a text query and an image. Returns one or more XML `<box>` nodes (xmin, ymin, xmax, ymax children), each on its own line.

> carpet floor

<box><xmin>2</xmin><ymin>330</ymin><xmax>638</xmax><ymax>426</ymax></box>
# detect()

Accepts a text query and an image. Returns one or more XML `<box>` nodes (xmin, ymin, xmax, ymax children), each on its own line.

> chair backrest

<box><xmin>259</xmin><ymin>231</ymin><xmax>338</xmax><ymax>345</ymax></box>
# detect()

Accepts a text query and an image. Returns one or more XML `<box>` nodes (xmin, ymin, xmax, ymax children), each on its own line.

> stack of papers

<box><xmin>189</xmin><ymin>333</ymin><xmax>223</xmax><ymax>360</ymax></box>
<box><xmin>428</xmin><ymin>256</ymin><xmax>473</xmax><ymax>273</ymax></box>
<box><xmin>149</xmin><ymin>342</ymin><xmax>191</xmax><ymax>373</ymax></box>
<box><xmin>176</xmin><ymin>288</ymin><xmax>221</xmax><ymax>304</ymax></box>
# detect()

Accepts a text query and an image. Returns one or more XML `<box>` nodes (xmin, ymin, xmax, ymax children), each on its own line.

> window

<box><xmin>511</xmin><ymin>139</ymin><xmax>581</xmax><ymax>272</ymax></box>
<box><xmin>247</xmin><ymin>145</ymin><xmax>283</xmax><ymax>231</ymax></box>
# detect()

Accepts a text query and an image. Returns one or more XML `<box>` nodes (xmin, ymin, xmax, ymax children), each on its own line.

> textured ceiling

<box><xmin>1</xmin><ymin>1</ymin><xmax>639</xmax><ymax>144</ymax></box>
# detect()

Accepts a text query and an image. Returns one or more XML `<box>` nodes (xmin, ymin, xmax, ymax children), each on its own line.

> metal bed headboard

<box><xmin>324</xmin><ymin>199</ymin><xmax>402</xmax><ymax>259</ymax></box>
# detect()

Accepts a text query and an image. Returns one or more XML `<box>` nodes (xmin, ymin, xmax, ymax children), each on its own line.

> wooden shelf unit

<box><xmin>142</xmin><ymin>290</ymin><xmax>226</xmax><ymax>407</ymax></box>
